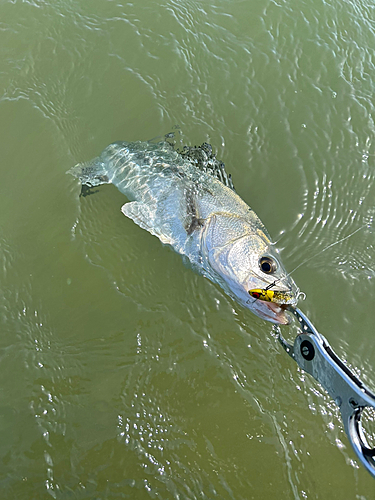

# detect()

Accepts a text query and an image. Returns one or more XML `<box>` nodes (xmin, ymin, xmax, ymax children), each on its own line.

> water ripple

<box><xmin>2</xmin><ymin>0</ymin><xmax>375</xmax><ymax>497</ymax></box>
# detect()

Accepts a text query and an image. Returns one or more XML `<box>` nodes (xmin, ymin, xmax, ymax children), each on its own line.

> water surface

<box><xmin>1</xmin><ymin>0</ymin><xmax>375</xmax><ymax>498</ymax></box>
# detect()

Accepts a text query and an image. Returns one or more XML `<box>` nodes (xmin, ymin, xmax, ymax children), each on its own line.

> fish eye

<box><xmin>259</xmin><ymin>256</ymin><xmax>277</xmax><ymax>274</ymax></box>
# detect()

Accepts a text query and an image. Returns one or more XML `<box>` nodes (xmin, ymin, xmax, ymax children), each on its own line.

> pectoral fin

<box><xmin>121</xmin><ymin>202</ymin><xmax>174</xmax><ymax>245</ymax></box>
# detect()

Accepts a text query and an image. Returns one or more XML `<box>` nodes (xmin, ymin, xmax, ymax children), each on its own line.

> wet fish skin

<box><xmin>69</xmin><ymin>140</ymin><xmax>298</xmax><ymax>324</ymax></box>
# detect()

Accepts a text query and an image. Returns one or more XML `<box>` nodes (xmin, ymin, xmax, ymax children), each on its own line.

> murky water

<box><xmin>1</xmin><ymin>0</ymin><xmax>375</xmax><ymax>498</ymax></box>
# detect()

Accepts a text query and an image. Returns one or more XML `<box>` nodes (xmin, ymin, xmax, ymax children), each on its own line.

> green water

<box><xmin>1</xmin><ymin>0</ymin><xmax>375</xmax><ymax>498</ymax></box>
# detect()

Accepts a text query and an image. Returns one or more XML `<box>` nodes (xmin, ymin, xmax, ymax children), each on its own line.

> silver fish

<box><xmin>69</xmin><ymin>141</ymin><xmax>298</xmax><ymax>324</ymax></box>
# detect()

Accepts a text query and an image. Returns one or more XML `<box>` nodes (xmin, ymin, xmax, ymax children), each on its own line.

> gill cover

<box><xmin>201</xmin><ymin>213</ymin><xmax>282</xmax><ymax>291</ymax></box>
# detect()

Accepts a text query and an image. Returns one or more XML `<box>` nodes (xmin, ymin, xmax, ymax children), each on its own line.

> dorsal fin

<box><xmin>177</xmin><ymin>142</ymin><xmax>236</xmax><ymax>192</ymax></box>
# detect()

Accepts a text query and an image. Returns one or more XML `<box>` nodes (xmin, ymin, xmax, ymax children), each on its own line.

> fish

<box><xmin>69</xmin><ymin>140</ymin><xmax>299</xmax><ymax>324</ymax></box>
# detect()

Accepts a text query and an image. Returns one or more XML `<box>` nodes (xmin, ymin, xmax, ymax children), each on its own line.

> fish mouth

<box><xmin>255</xmin><ymin>300</ymin><xmax>292</xmax><ymax>325</ymax></box>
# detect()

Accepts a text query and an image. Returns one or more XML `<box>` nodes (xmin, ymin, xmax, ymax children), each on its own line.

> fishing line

<box><xmin>249</xmin><ymin>225</ymin><xmax>366</xmax><ymax>306</ymax></box>
<box><xmin>285</xmin><ymin>224</ymin><xmax>366</xmax><ymax>278</ymax></box>
<box><xmin>266</xmin><ymin>224</ymin><xmax>367</xmax><ymax>292</ymax></box>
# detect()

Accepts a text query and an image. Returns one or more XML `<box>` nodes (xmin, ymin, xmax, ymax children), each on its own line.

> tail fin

<box><xmin>68</xmin><ymin>156</ymin><xmax>110</xmax><ymax>187</ymax></box>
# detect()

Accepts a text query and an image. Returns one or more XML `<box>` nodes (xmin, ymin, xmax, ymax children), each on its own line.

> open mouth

<box><xmin>262</xmin><ymin>301</ymin><xmax>291</xmax><ymax>325</ymax></box>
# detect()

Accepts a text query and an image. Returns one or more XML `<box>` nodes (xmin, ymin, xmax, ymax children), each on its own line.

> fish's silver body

<box><xmin>70</xmin><ymin>141</ymin><xmax>298</xmax><ymax>324</ymax></box>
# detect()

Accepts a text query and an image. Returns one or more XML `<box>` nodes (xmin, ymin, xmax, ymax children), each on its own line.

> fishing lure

<box><xmin>248</xmin><ymin>289</ymin><xmax>294</xmax><ymax>304</ymax></box>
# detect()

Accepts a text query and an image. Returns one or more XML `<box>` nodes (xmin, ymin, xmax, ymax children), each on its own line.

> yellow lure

<box><xmin>248</xmin><ymin>289</ymin><xmax>293</xmax><ymax>304</ymax></box>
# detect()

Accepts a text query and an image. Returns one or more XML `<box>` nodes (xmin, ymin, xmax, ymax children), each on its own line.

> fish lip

<box><xmin>255</xmin><ymin>300</ymin><xmax>292</xmax><ymax>325</ymax></box>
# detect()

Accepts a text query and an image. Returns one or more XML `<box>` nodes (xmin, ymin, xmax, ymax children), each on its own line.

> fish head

<box><xmin>201</xmin><ymin>214</ymin><xmax>298</xmax><ymax>324</ymax></box>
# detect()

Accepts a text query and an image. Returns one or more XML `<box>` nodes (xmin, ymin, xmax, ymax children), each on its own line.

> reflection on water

<box><xmin>1</xmin><ymin>0</ymin><xmax>375</xmax><ymax>498</ymax></box>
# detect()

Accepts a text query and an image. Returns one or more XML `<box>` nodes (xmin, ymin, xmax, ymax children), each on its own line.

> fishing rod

<box><xmin>276</xmin><ymin>306</ymin><xmax>375</xmax><ymax>478</ymax></box>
